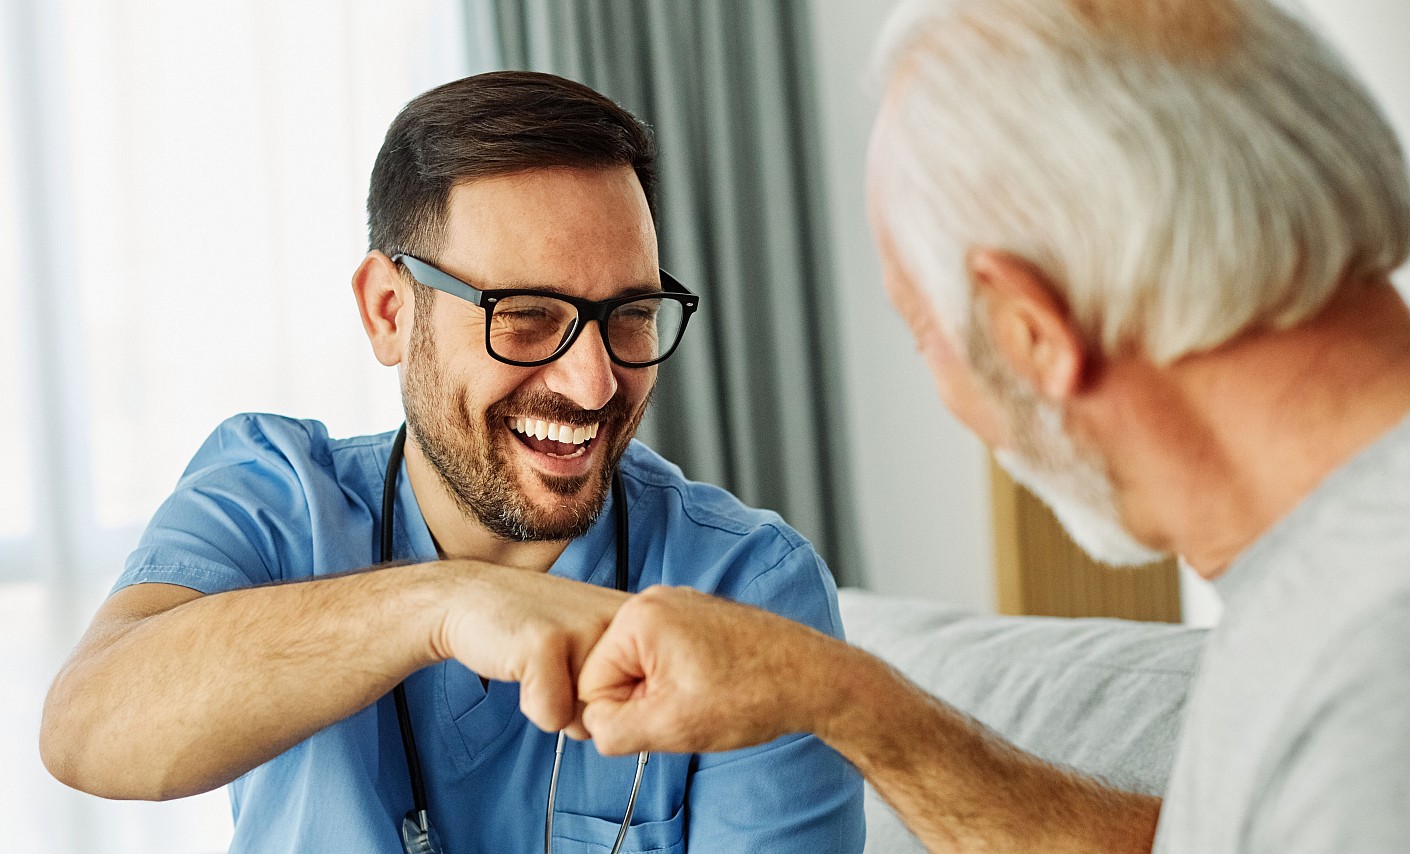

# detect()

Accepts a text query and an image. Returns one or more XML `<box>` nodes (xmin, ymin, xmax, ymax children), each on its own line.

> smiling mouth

<box><xmin>506</xmin><ymin>416</ymin><xmax>601</xmax><ymax>459</ymax></box>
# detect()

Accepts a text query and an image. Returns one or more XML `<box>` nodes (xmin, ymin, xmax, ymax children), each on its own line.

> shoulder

<box><xmin>172</xmin><ymin>412</ymin><xmax>401</xmax><ymax>540</ymax></box>
<box><xmin>619</xmin><ymin>442</ymin><xmax>805</xmax><ymax>542</ymax></box>
<box><xmin>618</xmin><ymin>441</ymin><xmax>843</xmax><ymax>636</ymax></box>
<box><xmin>618</xmin><ymin>440</ymin><xmax>810</xmax><ymax>561</ymax></box>
<box><xmin>120</xmin><ymin>415</ymin><xmax>394</xmax><ymax>591</ymax></box>
<box><xmin>181</xmin><ymin>412</ymin><xmax>323</xmax><ymax>475</ymax></box>
<box><xmin>1245</xmin><ymin>595</ymin><xmax>1410</xmax><ymax>851</ymax></box>
<box><xmin>186</xmin><ymin>413</ymin><xmax>377</xmax><ymax>471</ymax></box>
<box><xmin>178</xmin><ymin>413</ymin><xmax>394</xmax><ymax>494</ymax></box>
<box><xmin>1300</xmin><ymin>592</ymin><xmax>1410</xmax><ymax>701</ymax></box>
<box><xmin>1269</xmin><ymin>594</ymin><xmax>1410</xmax><ymax>753</ymax></box>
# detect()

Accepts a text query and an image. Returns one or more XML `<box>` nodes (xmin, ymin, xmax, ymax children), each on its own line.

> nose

<box><xmin>541</xmin><ymin>319</ymin><xmax>619</xmax><ymax>411</ymax></box>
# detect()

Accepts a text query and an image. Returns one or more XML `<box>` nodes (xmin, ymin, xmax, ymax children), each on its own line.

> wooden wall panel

<box><xmin>990</xmin><ymin>457</ymin><xmax>1181</xmax><ymax>622</ymax></box>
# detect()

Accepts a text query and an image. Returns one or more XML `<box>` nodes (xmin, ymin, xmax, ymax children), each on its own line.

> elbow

<box><xmin>39</xmin><ymin>674</ymin><xmax>116</xmax><ymax>796</ymax></box>
<box><xmin>40</xmin><ymin>718</ymin><xmax>196</xmax><ymax>801</ymax></box>
<box><xmin>38</xmin><ymin>723</ymin><xmax>76</xmax><ymax>791</ymax></box>
<box><xmin>39</xmin><ymin>676</ymin><xmax>184</xmax><ymax>801</ymax></box>
<box><xmin>39</xmin><ymin>684</ymin><xmax>96</xmax><ymax>795</ymax></box>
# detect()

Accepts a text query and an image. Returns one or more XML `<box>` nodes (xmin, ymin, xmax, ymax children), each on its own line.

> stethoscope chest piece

<box><xmin>401</xmin><ymin>811</ymin><xmax>441</xmax><ymax>854</ymax></box>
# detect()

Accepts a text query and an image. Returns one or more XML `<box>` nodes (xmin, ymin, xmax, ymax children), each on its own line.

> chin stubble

<box><xmin>402</xmin><ymin>318</ymin><xmax>649</xmax><ymax>542</ymax></box>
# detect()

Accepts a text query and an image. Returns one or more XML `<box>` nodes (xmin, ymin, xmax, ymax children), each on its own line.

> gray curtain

<box><xmin>486</xmin><ymin>0</ymin><xmax>862</xmax><ymax>585</ymax></box>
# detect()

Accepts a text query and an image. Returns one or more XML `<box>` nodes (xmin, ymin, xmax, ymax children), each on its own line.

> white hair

<box><xmin>873</xmin><ymin>0</ymin><xmax>1410</xmax><ymax>363</ymax></box>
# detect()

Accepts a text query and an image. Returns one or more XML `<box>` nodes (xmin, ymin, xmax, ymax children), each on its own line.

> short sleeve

<box><xmin>114</xmin><ymin>414</ymin><xmax>317</xmax><ymax>595</ymax></box>
<box><xmin>685</xmin><ymin>539</ymin><xmax>866</xmax><ymax>852</ymax></box>
<box><xmin>1247</xmin><ymin>598</ymin><xmax>1410</xmax><ymax>853</ymax></box>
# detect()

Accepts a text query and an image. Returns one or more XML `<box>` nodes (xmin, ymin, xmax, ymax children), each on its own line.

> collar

<box><xmin>389</xmin><ymin>445</ymin><xmax>628</xmax><ymax>589</ymax></box>
<box><xmin>1213</xmin><ymin>408</ymin><xmax>1410</xmax><ymax>609</ymax></box>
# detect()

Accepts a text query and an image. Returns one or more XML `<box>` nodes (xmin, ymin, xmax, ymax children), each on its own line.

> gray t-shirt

<box><xmin>1154</xmin><ymin>413</ymin><xmax>1410</xmax><ymax>852</ymax></box>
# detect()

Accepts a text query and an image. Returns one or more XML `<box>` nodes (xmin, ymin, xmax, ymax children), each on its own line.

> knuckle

<box><xmin>522</xmin><ymin>694</ymin><xmax>566</xmax><ymax>733</ymax></box>
<box><xmin>632</xmin><ymin>585</ymin><xmax>676</xmax><ymax>617</ymax></box>
<box><xmin>594</xmin><ymin>731</ymin><xmax>627</xmax><ymax>756</ymax></box>
<box><xmin>524</xmin><ymin>622</ymin><xmax>571</xmax><ymax>657</ymax></box>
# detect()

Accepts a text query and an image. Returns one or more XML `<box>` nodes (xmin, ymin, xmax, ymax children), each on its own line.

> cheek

<box><xmin>618</xmin><ymin>365</ymin><xmax>656</xmax><ymax>409</ymax></box>
<box><xmin>431</xmin><ymin>343</ymin><xmax>525</xmax><ymax>421</ymax></box>
<box><xmin>920</xmin><ymin>330</ymin><xmax>1010</xmax><ymax>449</ymax></box>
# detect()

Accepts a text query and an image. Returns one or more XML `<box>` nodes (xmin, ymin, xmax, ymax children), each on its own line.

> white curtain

<box><xmin>0</xmin><ymin>1</ymin><xmax>492</xmax><ymax>851</ymax></box>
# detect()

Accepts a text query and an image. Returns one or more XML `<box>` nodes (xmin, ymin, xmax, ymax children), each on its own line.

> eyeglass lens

<box><xmin>489</xmin><ymin>295</ymin><xmax>686</xmax><ymax>365</ymax></box>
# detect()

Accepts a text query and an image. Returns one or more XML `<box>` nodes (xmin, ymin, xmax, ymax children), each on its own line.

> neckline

<box><xmin>1213</xmin><ymin>408</ymin><xmax>1410</xmax><ymax>609</ymax></box>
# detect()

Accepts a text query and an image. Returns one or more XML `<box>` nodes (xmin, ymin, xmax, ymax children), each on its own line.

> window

<box><xmin>2</xmin><ymin>2</ymin><xmax>486</xmax><ymax>850</ymax></box>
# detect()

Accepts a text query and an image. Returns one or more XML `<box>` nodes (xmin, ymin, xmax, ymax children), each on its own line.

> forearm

<box><xmin>42</xmin><ymin>562</ymin><xmax>451</xmax><ymax>800</ymax></box>
<box><xmin>814</xmin><ymin>645</ymin><xmax>1160</xmax><ymax>853</ymax></box>
<box><xmin>581</xmin><ymin>588</ymin><xmax>1156</xmax><ymax>850</ymax></box>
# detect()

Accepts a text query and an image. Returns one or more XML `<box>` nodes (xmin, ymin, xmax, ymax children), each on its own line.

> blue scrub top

<box><xmin>116</xmin><ymin>414</ymin><xmax>865</xmax><ymax>853</ymax></box>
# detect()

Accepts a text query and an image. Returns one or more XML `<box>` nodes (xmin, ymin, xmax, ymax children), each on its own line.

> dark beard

<box><xmin>401</xmin><ymin>316</ymin><xmax>649</xmax><ymax>543</ymax></box>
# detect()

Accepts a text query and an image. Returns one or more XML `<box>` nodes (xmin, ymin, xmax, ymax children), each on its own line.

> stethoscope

<box><xmin>381</xmin><ymin>423</ymin><xmax>648</xmax><ymax>854</ymax></box>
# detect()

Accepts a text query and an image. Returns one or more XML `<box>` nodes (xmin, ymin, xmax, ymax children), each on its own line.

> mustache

<box><xmin>486</xmin><ymin>390</ymin><xmax>630</xmax><ymax>426</ymax></box>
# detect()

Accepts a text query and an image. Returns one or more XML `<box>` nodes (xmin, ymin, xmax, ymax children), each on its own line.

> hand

<box><xmin>429</xmin><ymin>561</ymin><xmax>629</xmax><ymax>735</ymax></box>
<box><xmin>577</xmin><ymin>585</ymin><xmax>843</xmax><ymax>755</ymax></box>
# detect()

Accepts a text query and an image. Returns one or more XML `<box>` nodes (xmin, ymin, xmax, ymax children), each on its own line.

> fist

<box><xmin>577</xmin><ymin>586</ymin><xmax>841</xmax><ymax>755</ymax></box>
<box><xmin>431</xmin><ymin>561</ymin><xmax>628</xmax><ymax>735</ymax></box>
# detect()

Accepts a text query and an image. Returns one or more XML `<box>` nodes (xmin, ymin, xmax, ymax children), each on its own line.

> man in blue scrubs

<box><xmin>40</xmin><ymin>71</ymin><xmax>864</xmax><ymax>853</ymax></box>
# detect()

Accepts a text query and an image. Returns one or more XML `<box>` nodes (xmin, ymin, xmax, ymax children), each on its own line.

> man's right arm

<box><xmin>41</xmin><ymin>561</ymin><xmax>623</xmax><ymax>801</ymax></box>
<box><xmin>580</xmin><ymin>586</ymin><xmax>1159</xmax><ymax>853</ymax></box>
<box><xmin>820</xmin><ymin>640</ymin><xmax>1160</xmax><ymax>852</ymax></box>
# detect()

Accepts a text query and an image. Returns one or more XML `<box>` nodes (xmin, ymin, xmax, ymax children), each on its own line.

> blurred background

<box><xmin>1</xmin><ymin>0</ymin><xmax>1406</xmax><ymax>850</ymax></box>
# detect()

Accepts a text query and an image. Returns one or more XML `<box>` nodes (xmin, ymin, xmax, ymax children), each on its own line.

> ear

<box><xmin>968</xmin><ymin>249</ymin><xmax>1086</xmax><ymax>401</ymax></box>
<box><xmin>352</xmin><ymin>251</ymin><xmax>417</xmax><ymax>367</ymax></box>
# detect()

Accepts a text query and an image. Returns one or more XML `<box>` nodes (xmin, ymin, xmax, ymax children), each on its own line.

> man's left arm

<box><xmin>681</xmin><ymin>545</ymin><xmax>865</xmax><ymax>852</ymax></box>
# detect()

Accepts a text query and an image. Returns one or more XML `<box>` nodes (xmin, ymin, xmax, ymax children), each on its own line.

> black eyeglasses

<box><xmin>392</xmin><ymin>254</ymin><xmax>700</xmax><ymax>368</ymax></box>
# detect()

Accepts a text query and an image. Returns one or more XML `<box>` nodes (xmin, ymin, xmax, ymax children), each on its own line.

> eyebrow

<box><xmin>489</xmin><ymin>281</ymin><xmax>665</xmax><ymax>298</ymax></box>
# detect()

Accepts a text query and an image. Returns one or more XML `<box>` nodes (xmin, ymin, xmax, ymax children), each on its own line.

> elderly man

<box><xmin>576</xmin><ymin>1</ymin><xmax>1410</xmax><ymax>851</ymax></box>
<box><xmin>40</xmin><ymin>72</ymin><xmax>863</xmax><ymax>853</ymax></box>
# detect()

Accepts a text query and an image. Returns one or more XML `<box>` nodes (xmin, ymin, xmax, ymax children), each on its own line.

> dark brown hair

<box><xmin>366</xmin><ymin>70</ymin><xmax>657</xmax><ymax>261</ymax></box>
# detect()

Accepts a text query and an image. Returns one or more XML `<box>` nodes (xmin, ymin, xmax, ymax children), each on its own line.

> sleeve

<box><xmin>112</xmin><ymin>414</ymin><xmax>315</xmax><ymax>595</ymax></box>
<box><xmin>684</xmin><ymin>538</ymin><xmax>866</xmax><ymax>853</ymax></box>
<box><xmin>1246</xmin><ymin>598</ymin><xmax>1410</xmax><ymax>854</ymax></box>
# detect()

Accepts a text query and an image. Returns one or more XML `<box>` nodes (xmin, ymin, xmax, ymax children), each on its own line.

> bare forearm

<box><xmin>580</xmin><ymin>588</ymin><xmax>1156</xmax><ymax>850</ymax></box>
<box><xmin>814</xmin><ymin>644</ymin><xmax>1159</xmax><ymax>853</ymax></box>
<box><xmin>42</xmin><ymin>563</ymin><xmax>449</xmax><ymax>800</ymax></box>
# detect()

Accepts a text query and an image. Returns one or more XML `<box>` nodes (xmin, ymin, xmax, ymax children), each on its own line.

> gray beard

<box><xmin>968</xmin><ymin>301</ymin><xmax>1164</xmax><ymax>567</ymax></box>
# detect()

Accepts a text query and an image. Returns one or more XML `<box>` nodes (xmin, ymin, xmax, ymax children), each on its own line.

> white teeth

<box><xmin>507</xmin><ymin>417</ymin><xmax>601</xmax><ymax>446</ymax></box>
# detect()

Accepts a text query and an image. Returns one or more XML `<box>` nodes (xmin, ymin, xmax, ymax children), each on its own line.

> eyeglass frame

<box><xmin>391</xmin><ymin>253</ymin><xmax>700</xmax><ymax>369</ymax></box>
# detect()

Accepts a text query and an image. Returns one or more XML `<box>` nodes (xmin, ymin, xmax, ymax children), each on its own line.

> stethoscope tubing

<box><xmin>543</xmin><ymin>730</ymin><xmax>650</xmax><ymax>854</ymax></box>
<box><xmin>381</xmin><ymin>423</ymin><xmax>645</xmax><ymax>854</ymax></box>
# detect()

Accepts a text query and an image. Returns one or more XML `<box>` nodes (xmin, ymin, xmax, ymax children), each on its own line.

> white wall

<box><xmin>805</xmin><ymin>0</ymin><xmax>1410</xmax><ymax>618</ymax></box>
<box><xmin>806</xmin><ymin>0</ymin><xmax>995</xmax><ymax>610</ymax></box>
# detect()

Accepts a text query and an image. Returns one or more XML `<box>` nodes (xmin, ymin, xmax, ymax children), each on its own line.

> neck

<box><xmin>1087</xmin><ymin>279</ymin><xmax>1410</xmax><ymax>578</ymax></box>
<box><xmin>400</xmin><ymin>437</ymin><xmax>570</xmax><ymax>572</ymax></box>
